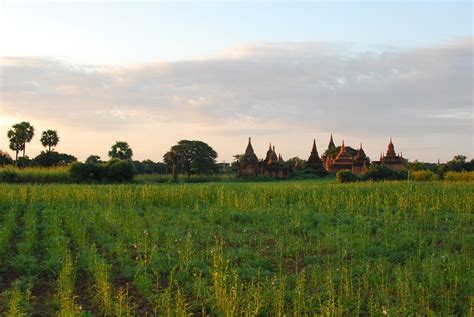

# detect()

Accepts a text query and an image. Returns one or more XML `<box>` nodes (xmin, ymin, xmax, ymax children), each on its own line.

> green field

<box><xmin>0</xmin><ymin>181</ymin><xmax>472</xmax><ymax>316</ymax></box>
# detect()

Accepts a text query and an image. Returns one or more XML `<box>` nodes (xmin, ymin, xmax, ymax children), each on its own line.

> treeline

<box><xmin>0</xmin><ymin>121</ymin><xmax>224</xmax><ymax>182</ymax></box>
<box><xmin>336</xmin><ymin>155</ymin><xmax>474</xmax><ymax>183</ymax></box>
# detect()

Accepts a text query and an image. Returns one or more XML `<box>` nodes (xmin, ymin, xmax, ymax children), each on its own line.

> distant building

<box><xmin>305</xmin><ymin>139</ymin><xmax>323</xmax><ymax>170</ymax></box>
<box><xmin>352</xmin><ymin>143</ymin><xmax>370</xmax><ymax>174</ymax></box>
<box><xmin>237</xmin><ymin>138</ymin><xmax>290</xmax><ymax>179</ymax></box>
<box><xmin>379</xmin><ymin>138</ymin><xmax>405</xmax><ymax>171</ymax></box>
<box><xmin>326</xmin><ymin>140</ymin><xmax>354</xmax><ymax>173</ymax></box>
<box><xmin>238</xmin><ymin>137</ymin><xmax>259</xmax><ymax>177</ymax></box>
<box><xmin>238</xmin><ymin>135</ymin><xmax>405</xmax><ymax>178</ymax></box>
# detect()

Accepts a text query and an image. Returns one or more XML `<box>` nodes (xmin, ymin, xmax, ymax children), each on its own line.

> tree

<box><xmin>7</xmin><ymin>122</ymin><xmax>35</xmax><ymax>159</ymax></box>
<box><xmin>0</xmin><ymin>150</ymin><xmax>13</xmax><ymax>166</ymax></box>
<box><xmin>445</xmin><ymin>155</ymin><xmax>472</xmax><ymax>172</ymax></box>
<box><xmin>33</xmin><ymin>151</ymin><xmax>77</xmax><ymax>167</ymax></box>
<box><xmin>167</xmin><ymin>140</ymin><xmax>218</xmax><ymax>179</ymax></box>
<box><xmin>108</xmin><ymin>141</ymin><xmax>133</xmax><ymax>160</ymax></box>
<box><xmin>7</xmin><ymin>132</ymin><xmax>23</xmax><ymax>161</ymax></box>
<box><xmin>163</xmin><ymin>150</ymin><xmax>182</xmax><ymax>180</ymax></box>
<box><xmin>86</xmin><ymin>155</ymin><xmax>102</xmax><ymax>164</ymax></box>
<box><xmin>40</xmin><ymin>130</ymin><xmax>59</xmax><ymax>152</ymax></box>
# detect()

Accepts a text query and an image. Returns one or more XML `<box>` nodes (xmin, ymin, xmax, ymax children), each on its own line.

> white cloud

<box><xmin>0</xmin><ymin>38</ymin><xmax>472</xmax><ymax>162</ymax></box>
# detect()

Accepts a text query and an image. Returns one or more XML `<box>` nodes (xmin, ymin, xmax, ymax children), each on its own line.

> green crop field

<box><xmin>0</xmin><ymin>181</ymin><xmax>472</xmax><ymax>316</ymax></box>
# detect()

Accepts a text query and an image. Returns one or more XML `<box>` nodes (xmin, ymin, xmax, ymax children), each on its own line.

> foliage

<box><xmin>0</xmin><ymin>182</ymin><xmax>472</xmax><ymax>315</ymax></box>
<box><xmin>32</xmin><ymin>151</ymin><xmax>77</xmax><ymax>167</ymax></box>
<box><xmin>85</xmin><ymin>155</ymin><xmax>102</xmax><ymax>164</ymax></box>
<box><xmin>444</xmin><ymin>155</ymin><xmax>473</xmax><ymax>172</ymax></box>
<box><xmin>40</xmin><ymin>130</ymin><xmax>60</xmax><ymax>152</ymax></box>
<box><xmin>444</xmin><ymin>171</ymin><xmax>474</xmax><ymax>182</ymax></box>
<box><xmin>0</xmin><ymin>150</ymin><xmax>13</xmax><ymax>166</ymax></box>
<box><xmin>7</xmin><ymin>121</ymin><xmax>35</xmax><ymax>159</ymax></box>
<box><xmin>16</xmin><ymin>156</ymin><xmax>32</xmax><ymax>168</ymax></box>
<box><xmin>133</xmin><ymin>159</ymin><xmax>168</xmax><ymax>174</ymax></box>
<box><xmin>70</xmin><ymin>160</ymin><xmax>135</xmax><ymax>183</ymax></box>
<box><xmin>336</xmin><ymin>170</ymin><xmax>359</xmax><ymax>183</ymax></box>
<box><xmin>167</xmin><ymin>140</ymin><xmax>218</xmax><ymax>178</ymax></box>
<box><xmin>360</xmin><ymin>164</ymin><xmax>407</xmax><ymax>181</ymax></box>
<box><xmin>0</xmin><ymin>167</ymin><xmax>70</xmax><ymax>183</ymax></box>
<box><xmin>69</xmin><ymin>162</ymin><xmax>108</xmax><ymax>183</ymax></box>
<box><xmin>108</xmin><ymin>141</ymin><xmax>133</xmax><ymax>160</ymax></box>
<box><xmin>410</xmin><ymin>170</ymin><xmax>439</xmax><ymax>181</ymax></box>
<box><xmin>106</xmin><ymin>160</ymin><xmax>135</xmax><ymax>182</ymax></box>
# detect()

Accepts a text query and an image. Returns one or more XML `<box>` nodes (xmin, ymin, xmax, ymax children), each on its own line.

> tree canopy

<box><xmin>7</xmin><ymin>121</ymin><xmax>34</xmax><ymax>161</ymax></box>
<box><xmin>166</xmin><ymin>140</ymin><xmax>218</xmax><ymax>178</ymax></box>
<box><xmin>108</xmin><ymin>141</ymin><xmax>133</xmax><ymax>160</ymax></box>
<box><xmin>40</xmin><ymin>130</ymin><xmax>60</xmax><ymax>152</ymax></box>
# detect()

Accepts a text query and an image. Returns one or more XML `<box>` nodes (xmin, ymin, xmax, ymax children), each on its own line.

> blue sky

<box><xmin>1</xmin><ymin>2</ymin><xmax>472</xmax><ymax>64</ymax></box>
<box><xmin>0</xmin><ymin>1</ymin><xmax>472</xmax><ymax>162</ymax></box>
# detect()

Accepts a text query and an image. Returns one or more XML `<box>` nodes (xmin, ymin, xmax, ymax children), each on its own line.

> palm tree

<box><xmin>7</xmin><ymin>131</ymin><xmax>24</xmax><ymax>161</ymax></box>
<box><xmin>8</xmin><ymin>122</ymin><xmax>35</xmax><ymax>158</ymax></box>
<box><xmin>40</xmin><ymin>130</ymin><xmax>59</xmax><ymax>152</ymax></box>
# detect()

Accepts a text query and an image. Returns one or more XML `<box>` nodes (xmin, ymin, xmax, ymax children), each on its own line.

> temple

<box><xmin>325</xmin><ymin>140</ymin><xmax>354</xmax><ymax>173</ymax></box>
<box><xmin>379</xmin><ymin>138</ymin><xmax>405</xmax><ymax>171</ymax></box>
<box><xmin>238</xmin><ymin>135</ymin><xmax>405</xmax><ymax>178</ymax></box>
<box><xmin>306</xmin><ymin>139</ymin><xmax>323</xmax><ymax>170</ymax></box>
<box><xmin>238</xmin><ymin>138</ymin><xmax>290</xmax><ymax>179</ymax></box>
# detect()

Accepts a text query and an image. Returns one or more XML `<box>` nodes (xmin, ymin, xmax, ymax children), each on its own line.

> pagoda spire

<box><xmin>386</xmin><ymin>138</ymin><xmax>396</xmax><ymax>157</ymax></box>
<box><xmin>245</xmin><ymin>137</ymin><xmax>255</xmax><ymax>156</ymax></box>
<box><xmin>312</xmin><ymin>139</ymin><xmax>317</xmax><ymax>152</ymax></box>
<box><xmin>328</xmin><ymin>134</ymin><xmax>336</xmax><ymax>149</ymax></box>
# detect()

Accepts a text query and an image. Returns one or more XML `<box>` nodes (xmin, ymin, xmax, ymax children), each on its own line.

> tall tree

<box><xmin>7</xmin><ymin>131</ymin><xmax>24</xmax><ymax>161</ymax></box>
<box><xmin>163</xmin><ymin>150</ymin><xmax>182</xmax><ymax>180</ymax></box>
<box><xmin>168</xmin><ymin>140</ymin><xmax>218</xmax><ymax>179</ymax></box>
<box><xmin>108</xmin><ymin>141</ymin><xmax>133</xmax><ymax>160</ymax></box>
<box><xmin>7</xmin><ymin>122</ymin><xmax>35</xmax><ymax>158</ymax></box>
<box><xmin>40</xmin><ymin>130</ymin><xmax>59</xmax><ymax>152</ymax></box>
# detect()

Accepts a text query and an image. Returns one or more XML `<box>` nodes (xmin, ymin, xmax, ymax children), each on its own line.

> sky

<box><xmin>0</xmin><ymin>1</ymin><xmax>473</xmax><ymax>163</ymax></box>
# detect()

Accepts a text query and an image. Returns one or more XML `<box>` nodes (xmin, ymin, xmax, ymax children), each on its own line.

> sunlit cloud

<box><xmin>1</xmin><ymin>38</ymin><xmax>472</xmax><ymax>162</ymax></box>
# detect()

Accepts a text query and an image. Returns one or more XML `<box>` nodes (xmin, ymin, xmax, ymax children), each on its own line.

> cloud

<box><xmin>1</xmin><ymin>38</ymin><xmax>472</xmax><ymax>161</ymax></box>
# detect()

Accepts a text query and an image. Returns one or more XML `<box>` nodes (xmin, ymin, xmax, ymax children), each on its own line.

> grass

<box><xmin>0</xmin><ymin>181</ymin><xmax>472</xmax><ymax>315</ymax></box>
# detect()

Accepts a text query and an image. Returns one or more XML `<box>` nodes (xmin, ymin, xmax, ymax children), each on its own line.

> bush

<box><xmin>410</xmin><ymin>170</ymin><xmax>439</xmax><ymax>181</ymax></box>
<box><xmin>336</xmin><ymin>170</ymin><xmax>359</xmax><ymax>183</ymax></box>
<box><xmin>0</xmin><ymin>150</ymin><xmax>13</xmax><ymax>166</ymax></box>
<box><xmin>361</xmin><ymin>165</ymin><xmax>407</xmax><ymax>181</ymax></box>
<box><xmin>0</xmin><ymin>169</ymin><xmax>18</xmax><ymax>182</ymax></box>
<box><xmin>16</xmin><ymin>157</ymin><xmax>32</xmax><ymax>168</ymax></box>
<box><xmin>32</xmin><ymin>151</ymin><xmax>77</xmax><ymax>167</ymax></box>
<box><xmin>444</xmin><ymin>171</ymin><xmax>474</xmax><ymax>182</ymax></box>
<box><xmin>70</xmin><ymin>162</ymin><xmax>108</xmax><ymax>183</ymax></box>
<box><xmin>106</xmin><ymin>160</ymin><xmax>135</xmax><ymax>182</ymax></box>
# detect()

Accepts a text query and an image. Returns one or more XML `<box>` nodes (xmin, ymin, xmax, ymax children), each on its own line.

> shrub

<box><xmin>70</xmin><ymin>162</ymin><xmax>108</xmax><ymax>183</ymax></box>
<box><xmin>336</xmin><ymin>170</ymin><xmax>359</xmax><ymax>183</ymax></box>
<box><xmin>361</xmin><ymin>165</ymin><xmax>407</xmax><ymax>181</ymax></box>
<box><xmin>410</xmin><ymin>170</ymin><xmax>439</xmax><ymax>182</ymax></box>
<box><xmin>444</xmin><ymin>171</ymin><xmax>474</xmax><ymax>182</ymax></box>
<box><xmin>0</xmin><ymin>169</ymin><xmax>18</xmax><ymax>182</ymax></box>
<box><xmin>0</xmin><ymin>150</ymin><xmax>13</xmax><ymax>166</ymax></box>
<box><xmin>16</xmin><ymin>157</ymin><xmax>32</xmax><ymax>168</ymax></box>
<box><xmin>106</xmin><ymin>160</ymin><xmax>135</xmax><ymax>182</ymax></box>
<box><xmin>32</xmin><ymin>151</ymin><xmax>77</xmax><ymax>167</ymax></box>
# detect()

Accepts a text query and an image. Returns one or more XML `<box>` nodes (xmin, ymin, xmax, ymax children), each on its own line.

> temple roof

<box><xmin>386</xmin><ymin>138</ymin><xmax>397</xmax><ymax>157</ymax></box>
<box><xmin>328</xmin><ymin>134</ymin><xmax>336</xmax><ymax>150</ymax></box>
<box><xmin>307</xmin><ymin>139</ymin><xmax>322</xmax><ymax>164</ymax></box>
<box><xmin>270</xmin><ymin>145</ymin><xmax>278</xmax><ymax>162</ymax></box>
<box><xmin>354</xmin><ymin>143</ymin><xmax>367</xmax><ymax>161</ymax></box>
<box><xmin>242</xmin><ymin>137</ymin><xmax>258</xmax><ymax>162</ymax></box>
